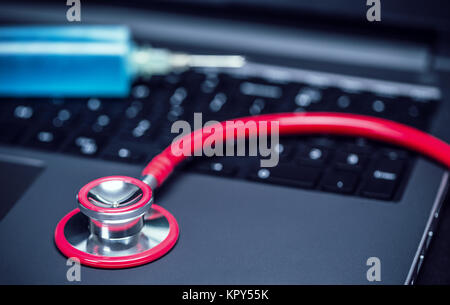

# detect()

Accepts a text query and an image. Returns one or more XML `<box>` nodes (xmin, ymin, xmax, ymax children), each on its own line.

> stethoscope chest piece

<box><xmin>54</xmin><ymin>176</ymin><xmax>179</xmax><ymax>268</ymax></box>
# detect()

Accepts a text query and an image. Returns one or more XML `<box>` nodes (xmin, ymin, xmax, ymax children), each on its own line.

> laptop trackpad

<box><xmin>0</xmin><ymin>156</ymin><xmax>44</xmax><ymax>220</ymax></box>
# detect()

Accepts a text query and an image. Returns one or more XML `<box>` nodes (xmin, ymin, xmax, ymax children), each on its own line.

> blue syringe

<box><xmin>0</xmin><ymin>26</ymin><xmax>245</xmax><ymax>97</ymax></box>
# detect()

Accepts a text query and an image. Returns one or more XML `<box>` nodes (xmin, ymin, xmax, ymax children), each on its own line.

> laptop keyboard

<box><xmin>0</xmin><ymin>69</ymin><xmax>438</xmax><ymax>201</ymax></box>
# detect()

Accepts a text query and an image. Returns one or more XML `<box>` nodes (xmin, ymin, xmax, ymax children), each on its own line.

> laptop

<box><xmin>0</xmin><ymin>0</ymin><xmax>449</xmax><ymax>284</ymax></box>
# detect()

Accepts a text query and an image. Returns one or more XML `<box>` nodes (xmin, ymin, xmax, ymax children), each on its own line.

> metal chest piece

<box><xmin>54</xmin><ymin>176</ymin><xmax>179</xmax><ymax>268</ymax></box>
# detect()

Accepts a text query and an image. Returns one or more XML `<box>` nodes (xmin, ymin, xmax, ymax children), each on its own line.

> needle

<box><xmin>131</xmin><ymin>46</ymin><xmax>246</xmax><ymax>76</ymax></box>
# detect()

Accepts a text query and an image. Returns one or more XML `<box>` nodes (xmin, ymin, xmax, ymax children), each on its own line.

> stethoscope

<box><xmin>54</xmin><ymin>112</ymin><xmax>450</xmax><ymax>268</ymax></box>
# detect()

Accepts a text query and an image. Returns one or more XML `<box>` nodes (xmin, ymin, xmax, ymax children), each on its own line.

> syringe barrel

<box><xmin>0</xmin><ymin>26</ymin><xmax>134</xmax><ymax>97</ymax></box>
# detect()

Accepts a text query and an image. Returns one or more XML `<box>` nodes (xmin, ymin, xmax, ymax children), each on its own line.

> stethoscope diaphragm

<box><xmin>54</xmin><ymin>176</ymin><xmax>179</xmax><ymax>268</ymax></box>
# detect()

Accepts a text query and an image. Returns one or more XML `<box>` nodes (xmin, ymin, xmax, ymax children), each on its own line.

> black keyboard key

<box><xmin>294</xmin><ymin>87</ymin><xmax>322</xmax><ymax>106</ymax></box>
<box><xmin>239</xmin><ymin>80</ymin><xmax>284</xmax><ymax>100</ymax></box>
<box><xmin>380</xmin><ymin>148</ymin><xmax>409</xmax><ymax>160</ymax></box>
<box><xmin>2</xmin><ymin>101</ymin><xmax>46</xmax><ymax>124</ymax></box>
<box><xmin>373</xmin><ymin>158</ymin><xmax>405</xmax><ymax>178</ymax></box>
<box><xmin>360</xmin><ymin>94</ymin><xmax>405</xmax><ymax>123</ymax></box>
<box><xmin>237</xmin><ymin>80</ymin><xmax>287</xmax><ymax>115</ymax></box>
<box><xmin>81</xmin><ymin>113</ymin><xmax>117</xmax><ymax>136</ymax></box>
<box><xmin>142</xmin><ymin>72</ymin><xmax>182</xmax><ymax>90</ymax></box>
<box><xmin>328</xmin><ymin>91</ymin><xmax>362</xmax><ymax>113</ymax></box>
<box><xmin>297</xmin><ymin>144</ymin><xmax>330</xmax><ymax>167</ymax></box>
<box><xmin>397</xmin><ymin>98</ymin><xmax>436</xmax><ymax>130</ymax></box>
<box><xmin>77</xmin><ymin>98</ymin><xmax>107</xmax><ymax>120</ymax></box>
<box><xmin>273</xmin><ymin>141</ymin><xmax>295</xmax><ymax>161</ymax></box>
<box><xmin>190</xmin><ymin>76</ymin><xmax>242</xmax><ymax>121</ymax></box>
<box><xmin>321</xmin><ymin>169</ymin><xmax>359</xmax><ymax>194</ymax></box>
<box><xmin>0</xmin><ymin>122</ymin><xmax>27</xmax><ymax>143</ymax></box>
<box><xmin>192</xmin><ymin>160</ymin><xmax>237</xmax><ymax>176</ymax></box>
<box><xmin>360</xmin><ymin>158</ymin><xmax>405</xmax><ymax>200</ymax></box>
<box><xmin>65</xmin><ymin>135</ymin><xmax>107</xmax><ymax>157</ymax></box>
<box><xmin>166</xmin><ymin>86</ymin><xmax>191</xmax><ymax>122</ymax></box>
<box><xmin>119</xmin><ymin>119</ymin><xmax>156</xmax><ymax>141</ymax></box>
<box><xmin>26</xmin><ymin>129</ymin><xmax>66</xmax><ymax>151</ymax></box>
<box><xmin>12</xmin><ymin>104</ymin><xmax>35</xmax><ymax>120</ymax></box>
<box><xmin>131</xmin><ymin>84</ymin><xmax>151</xmax><ymax>99</ymax></box>
<box><xmin>342</xmin><ymin>138</ymin><xmax>374</xmax><ymax>154</ymax></box>
<box><xmin>247</xmin><ymin>98</ymin><xmax>269</xmax><ymax>115</ymax></box>
<box><xmin>102</xmin><ymin>145</ymin><xmax>148</xmax><ymax>164</ymax></box>
<box><xmin>207</xmin><ymin>92</ymin><xmax>229</xmax><ymax>114</ymax></box>
<box><xmin>50</xmin><ymin>107</ymin><xmax>80</xmax><ymax>129</ymax></box>
<box><xmin>124</xmin><ymin>100</ymin><xmax>145</xmax><ymax>120</ymax></box>
<box><xmin>162</xmin><ymin>72</ymin><xmax>184</xmax><ymax>87</ymax></box>
<box><xmin>182</xmin><ymin>71</ymin><xmax>208</xmax><ymax>88</ymax></box>
<box><xmin>80</xmin><ymin>98</ymin><xmax>127</xmax><ymax>122</ymax></box>
<box><xmin>200</xmin><ymin>74</ymin><xmax>220</xmax><ymax>93</ymax></box>
<box><xmin>334</xmin><ymin>151</ymin><xmax>367</xmax><ymax>171</ymax></box>
<box><xmin>192</xmin><ymin>91</ymin><xmax>240</xmax><ymax>122</ymax></box>
<box><xmin>249</xmin><ymin>164</ymin><xmax>322</xmax><ymax>189</ymax></box>
<box><xmin>283</xmin><ymin>86</ymin><xmax>328</xmax><ymax>112</ymax></box>
<box><xmin>307</xmin><ymin>136</ymin><xmax>337</xmax><ymax>148</ymax></box>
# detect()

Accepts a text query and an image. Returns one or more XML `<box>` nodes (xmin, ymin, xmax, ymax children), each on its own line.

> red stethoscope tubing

<box><xmin>142</xmin><ymin>112</ymin><xmax>450</xmax><ymax>187</ymax></box>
